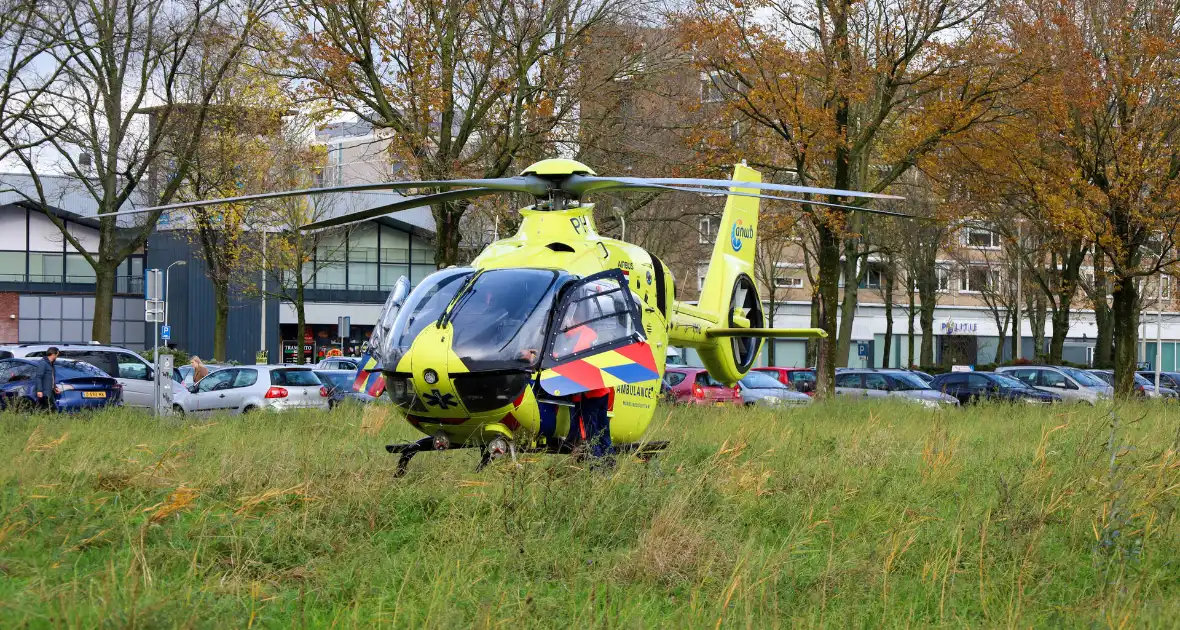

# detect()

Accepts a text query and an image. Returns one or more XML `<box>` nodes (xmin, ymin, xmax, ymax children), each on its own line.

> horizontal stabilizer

<box><xmin>705</xmin><ymin>328</ymin><xmax>828</xmax><ymax>339</ymax></box>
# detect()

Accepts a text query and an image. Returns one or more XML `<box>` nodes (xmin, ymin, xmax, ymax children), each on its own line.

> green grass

<box><xmin>1</xmin><ymin>400</ymin><xmax>1178</xmax><ymax>628</ymax></box>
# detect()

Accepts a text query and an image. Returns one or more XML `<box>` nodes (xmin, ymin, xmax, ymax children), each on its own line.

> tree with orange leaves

<box><xmin>278</xmin><ymin>0</ymin><xmax>634</xmax><ymax>268</ymax></box>
<box><xmin>676</xmin><ymin>0</ymin><xmax>1031</xmax><ymax>396</ymax></box>
<box><xmin>1004</xmin><ymin>0</ymin><xmax>1180</xmax><ymax>394</ymax></box>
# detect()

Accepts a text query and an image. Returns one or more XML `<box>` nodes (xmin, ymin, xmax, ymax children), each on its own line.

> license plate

<box><xmin>713</xmin><ymin>401</ymin><xmax>727</xmax><ymax>407</ymax></box>
<box><xmin>83</xmin><ymin>391</ymin><xmax>106</xmax><ymax>399</ymax></box>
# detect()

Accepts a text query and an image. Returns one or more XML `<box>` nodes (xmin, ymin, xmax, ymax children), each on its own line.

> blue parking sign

<box><xmin>857</xmin><ymin>341</ymin><xmax>868</xmax><ymax>358</ymax></box>
<box><xmin>161</xmin><ymin>325</ymin><xmax>171</xmax><ymax>340</ymax></box>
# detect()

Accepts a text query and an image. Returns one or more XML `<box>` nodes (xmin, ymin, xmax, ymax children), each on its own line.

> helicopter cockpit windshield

<box><xmin>449</xmin><ymin>269</ymin><xmax>563</xmax><ymax>371</ymax></box>
<box><xmin>379</xmin><ymin>267</ymin><xmax>475</xmax><ymax>369</ymax></box>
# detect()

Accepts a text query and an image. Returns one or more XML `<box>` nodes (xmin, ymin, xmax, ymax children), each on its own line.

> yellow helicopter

<box><xmin>113</xmin><ymin>159</ymin><xmax>903</xmax><ymax>474</ymax></box>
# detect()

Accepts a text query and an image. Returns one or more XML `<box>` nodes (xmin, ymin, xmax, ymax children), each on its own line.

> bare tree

<box><xmin>2</xmin><ymin>0</ymin><xmax>270</xmax><ymax>343</ymax></box>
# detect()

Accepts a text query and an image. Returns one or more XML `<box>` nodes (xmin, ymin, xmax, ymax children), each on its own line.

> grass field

<box><xmin>1</xmin><ymin>400</ymin><xmax>1178</xmax><ymax>628</ymax></box>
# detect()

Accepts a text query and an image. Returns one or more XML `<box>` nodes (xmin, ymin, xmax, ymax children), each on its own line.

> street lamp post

<box><xmin>164</xmin><ymin>260</ymin><xmax>187</xmax><ymax>329</ymax></box>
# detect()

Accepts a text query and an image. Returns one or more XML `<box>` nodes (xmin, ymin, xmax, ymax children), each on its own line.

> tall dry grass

<box><xmin>0</xmin><ymin>399</ymin><xmax>1177</xmax><ymax>627</ymax></box>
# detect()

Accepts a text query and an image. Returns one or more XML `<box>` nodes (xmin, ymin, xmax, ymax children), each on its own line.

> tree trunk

<box><xmin>836</xmin><ymin>243</ymin><xmax>859</xmax><ymax>366</ymax></box>
<box><xmin>994</xmin><ymin>316</ymin><xmax>1007</xmax><ymax>364</ymax></box>
<box><xmin>1093</xmin><ymin>258</ymin><xmax>1114</xmax><ymax>368</ymax></box>
<box><xmin>907</xmin><ymin>276</ymin><xmax>916</xmax><ymax>368</ymax></box>
<box><xmin>213</xmin><ymin>282</ymin><xmax>229</xmax><ymax>363</ymax></box>
<box><xmin>1111</xmin><ymin>275</ymin><xmax>1140</xmax><ymax>396</ymax></box>
<box><xmin>807</xmin><ymin>294</ymin><xmax>820</xmax><ymax>368</ymax></box>
<box><xmin>433</xmin><ymin>200</ymin><xmax>467</xmax><ymax>267</ymax></box>
<box><xmin>295</xmin><ymin>282</ymin><xmax>307</xmax><ymax>365</ymax></box>
<box><xmin>766</xmin><ymin>299</ymin><xmax>776</xmax><ymax>365</ymax></box>
<box><xmin>919</xmin><ymin>299</ymin><xmax>936</xmax><ymax>366</ymax></box>
<box><xmin>882</xmin><ymin>271</ymin><xmax>894</xmax><ymax>368</ymax></box>
<box><xmin>91</xmin><ymin>263</ymin><xmax>116</xmax><ymax>344</ymax></box>
<box><xmin>1028</xmin><ymin>293</ymin><xmax>1046</xmax><ymax>359</ymax></box>
<box><xmin>815</xmin><ymin>221</ymin><xmax>842</xmax><ymax>398</ymax></box>
<box><xmin>1048</xmin><ymin>306</ymin><xmax>1070</xmax><ymax>365</ymax></box>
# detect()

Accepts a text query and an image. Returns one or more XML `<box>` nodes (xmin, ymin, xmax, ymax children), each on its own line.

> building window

<box><xmin>28</xmin><ymin>253</ymin><xmax>63</xmax><ymax>283</ymax></box>
<box><xmin>936</xmin><ymin>265</ymin><xmax>952</xmax><ymax>292</ymax></box>
<box><xmin>0</xmin><ymin>251</ymin><xmax>25</xmax><ymax>281</ymax></box>
<box><xmin>698</xmin><ymin>216</ymin><xmax>719</xmax><ymax>245</ymax></box>
<box><xmin>774</xmin><ymin>274</ymin><xmax>803</xmax><ymax>289</ymax></box>
<box><xmin>348</xmin><ymin>263</ymin><xmax>378</xmax><ymax>290</ymax></box>
<box><xmin>701</xmin><ymin>72</ymin><xmax>725</xmax><ymax>103</ymax></box>
<box><xmin>861</xmin><ymin>263</ymin><xmax>885</xmax><ymax>289</ymax></box>
<box><xmin>380</xmin><ymin>264</ymin><xmax>409</xmax><ymax>290</ymax></box>
<box><xmin>697</xmin><ymin>264</ymin><xmax>709</xmax><ymax>291</ymax></box>
<box><xmin>65</xmin><ymin>254</ymin><xmax>95</xmax><ymax>284</ymax></box>
<box><xmin>961</xmin><ymin>265</ymin><xmax>1000</xmax><ymax>293</ymax></box>
<box><xmin>964</xmin><ymin>226</ymin><xmax>1000</xmax><ymax>249</ymax></box>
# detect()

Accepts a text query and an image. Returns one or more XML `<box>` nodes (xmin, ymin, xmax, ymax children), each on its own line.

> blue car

<box><xmin>0</xmin><ymin>358</ymin><xmax>123</xmax><ymax>412</ymax></box>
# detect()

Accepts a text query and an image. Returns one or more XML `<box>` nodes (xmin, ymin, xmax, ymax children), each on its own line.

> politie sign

<box><xmin>939</xmin><ymin>319</ymin><xmax>979</xmax><ymax>335</ymax></box>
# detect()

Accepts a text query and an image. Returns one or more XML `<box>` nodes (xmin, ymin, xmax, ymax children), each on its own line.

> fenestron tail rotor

<box><xmin>95</xmin><ymin>158</ymin><xmax>912</xmax><ymax>228</ymax></box>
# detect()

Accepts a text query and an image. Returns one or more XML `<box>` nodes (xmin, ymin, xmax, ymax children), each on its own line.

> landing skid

<box><xmin>385</xmin><ymin>436</ymin><xmax>669</xmax><ymax>477</ymax></box>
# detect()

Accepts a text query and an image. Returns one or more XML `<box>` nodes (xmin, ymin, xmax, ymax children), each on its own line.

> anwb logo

<box><xmin>731</xmin><ymin>220</ymin><xmax>754</xmax><ymax>251</ymax></box>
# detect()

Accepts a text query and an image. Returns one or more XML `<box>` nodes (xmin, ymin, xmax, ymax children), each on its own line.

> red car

<box><xmin>664</xmin><ymin>367</ymin><xmax>743</xmax><ymax>405</ymax></box>
<box><xmin>752</xmin><ymin>367</ymin><xmax>817</xmax><ymax>395</ymax></box>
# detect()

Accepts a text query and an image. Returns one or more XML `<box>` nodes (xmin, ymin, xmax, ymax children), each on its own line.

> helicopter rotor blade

<box><xmin>300</xmin><ymin>187</ymin><xmax>501</xmax><ymax>231</ymax></box>
<box><xmin>564</xmin><ymin>175</ymin><xmax>903</xmax><ymax>202</ymax></box>
<box><xmin>95</xmin><ymin>176</ymin><xmax>548</xmax><ymax>218</ymax></box>
<box><xmin>592</xmin><ymin>182</ymin><xmax>919</xmax><ymax>218</ymax></box>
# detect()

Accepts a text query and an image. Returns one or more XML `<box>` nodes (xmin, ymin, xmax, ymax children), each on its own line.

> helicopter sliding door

<box><xmin>538</xmin><ymin>270</ymin><xmax>660</xmax><ymax>397</ymax></box>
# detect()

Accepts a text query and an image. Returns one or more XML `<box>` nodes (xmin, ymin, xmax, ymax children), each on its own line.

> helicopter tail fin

<box><xmin>696</xmin><ymin>163</ymin><xmax>761</xmax><ymax>318</ymax></box>
<box><xmin>664</xmin><ymin>164</ymin><xmax>769</xmax><ymax>384</ymax></box>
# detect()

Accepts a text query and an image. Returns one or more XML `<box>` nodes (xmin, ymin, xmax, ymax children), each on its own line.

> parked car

<box><xmin>1088</xmin><ymin>369</ymin><xmax>1177</xmax><ymax>399</ymax></box>
<box><xmin>173</xmin><ymin>365</ymin><xmax>329</xmax><ymax>415</ymax></box>
<box><xmin>314</xmin><ymin>369</ymin><xmax>375</xmax><ymax>409</ymax></box>
<box><xmin>176</xmin><ymin>363</ymin><xmax>226</xmax><ymax>387</ymax></box>
<box><xmin>315</xmin><ymin>357</ymin><xmax>360</xmax><ymax>371</ymax></box>
<box><xmin>0</xmin><ymin>358</ymin><xmax>123</xmax><ymax>412</ymax></box>
<box><xmin>737</xmin><ymin>371</ymin><xmax>812</xmax><ymax>407</ymax></box>
<box><xmin>663</xmin><ymin>367</ymin><xmax>743</xmax><ymax>405</ymax></box>
<box><xmin>833</xmin><ymin>368</ymin><xmax>959</xmax><ymax>407</ymax></box>
<box><xmin>929</xmin><ymin>371</ymin><xmax>1060</xmax><ymax>405</ymax></box>
<box><xmin>0</xmin><ymin>343</ymin><xmax>157</xmax><ymax>408</ymax></box>
<box><xmin>907</xmin><ymin>369</ymin><xmax>935</xmax><ymax>384</ymax></box>
<box><xmin>994</xmin><ymin>365</ymin><xmax>1113</xmax><ymax>404</ymax></box>
<box><xmin>1138</xmin><ymin>371</ymin><xmax>1180</xmax><ymax>390</ymax></box>
<box><xmin>751</xmin><ymin>367</ymin><xmax>817</xmax><ymax>394</ymax></box>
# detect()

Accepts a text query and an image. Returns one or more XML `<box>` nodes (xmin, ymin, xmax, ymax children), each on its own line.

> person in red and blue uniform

<box><xmin>559</xmin><ymin>322</ymin><xmax>614</xmax><ymax>460</ymax></box>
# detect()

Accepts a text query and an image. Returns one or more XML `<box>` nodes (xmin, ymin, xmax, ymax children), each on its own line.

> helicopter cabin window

<box><xmin>550</xmin><ymin>277</ymin><xmax>640</xmax><ymax>364</ymax></box>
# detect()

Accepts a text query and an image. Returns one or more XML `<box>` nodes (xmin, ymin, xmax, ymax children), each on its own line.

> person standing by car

<box><xmin>33</xmin><ymin>347</ymin><xmax>59</xmax><ymax>411</ymax></box>
<box><xmin>190</xmin><ymin>356</ymin><xmax>209</xmax><ymax>384</ymax></box>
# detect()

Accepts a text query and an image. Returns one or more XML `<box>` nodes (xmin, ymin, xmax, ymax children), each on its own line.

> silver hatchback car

<box><xmin>738</xmin><ymin>371</ymin><xmax>812</xmax><ymax>407</ymax></box>
<box><xmin>175</xmin><ymin>365</ymin><xmax>329</xmax><ymax>415</ymax></box>
<box><xmin>834</xmin><ymin>369</ymin><xmax>959</xmax><ymax>407</ymax></box>
<box><xmin>995</xmin><ymin>365</ymin><xmax>1112</xmax><ymax>404</ymax></box>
